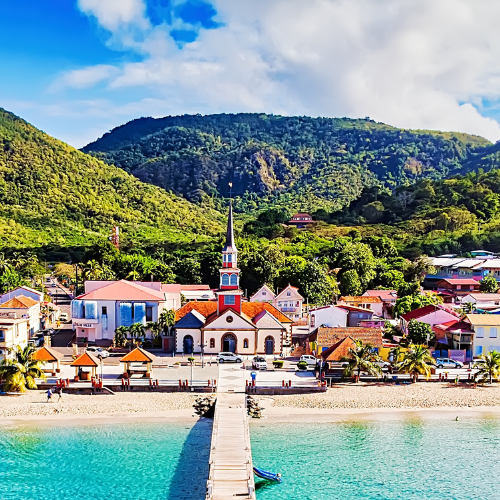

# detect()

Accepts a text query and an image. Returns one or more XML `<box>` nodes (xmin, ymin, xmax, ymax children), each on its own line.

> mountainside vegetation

<box><xmin>84</xmin><ymin>113</ymin><xmax>492</xmax><ymax>214</ymax></box>
<box><xmin>0</xmin><ymin>108</ymin><xmax>224</xmax><ymax>259</ymax></box>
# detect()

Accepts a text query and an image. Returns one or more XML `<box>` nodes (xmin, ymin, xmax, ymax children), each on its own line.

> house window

<box><xmin>222</xmin><ymin>274</ymin><xmax>230</xmax><ymax>286</ymax></box>
<box><xmin>210</xmin><ymin>338</ymin><xmax>215</xmax><ymax>348</ymax></box>
<box><xmin>311</xmin><ymin>315</ymin><xmax>315</xmax><ymax>327</ymax></box>
<box><xmin>475</xmin><ymin>346</ymin><xmax>483</xmax><ymax>356</ymax></box>
<box><xmin>262</xmin><ymin>291</ymin><xmax>266</xmax><ymax>296</ymax></box>
<box><xmin>287</xmin><ymin>292</ymin><xmax>291</xmax><ymax>296</ymax></box>
<box><xmin>489</xmin><ymin>345</ymin><xmax>500</xmax><ymax>352</ymax></box>
<box><xmin>227</xmin><ymin>254</ymin><xmax>232</xmax><ymax>263</ymax></box>
<box><xmin>225</xmin><ymin>295</ymin><xmax>235</xmax><ymax>305</ymax></box>
<box><xmin>0</xmin><ymin>330</ymin><xmax>4</xmax><ymax>340</ymax></box>
<box><xmin>243</xmin><ymin>338</ymin><xmax>249</xmax><ymax>348</ymax></box>
<box><xmin>230</xmin><ymin>274</ymin><xmax>238</xmax><ymax>286</ymax></box>
<box><xmin>476</xmin><ymin>327</ymin><xmax>484</xmax><ymax>338</ymax></box>
<box><xmin>226</xmin><ymin>315</ymin><xmax>234</xmax><ymax>323</ymax></box>
<box><xmin>102</xmin><ymin>306</ymin><xmax>107</xmax><ymax>316</ymax></box>
<box><xmin>146</xmin><ymin>306</ymin><xmax>153</xmax><ymax>322</ymax></box>
<box><xmin>490</xmin><ymin>327</ymin><xmax>497</xmax><ymax>338</ymax></box>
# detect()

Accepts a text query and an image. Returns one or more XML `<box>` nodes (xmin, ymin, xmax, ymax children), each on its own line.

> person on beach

<box><xmin>55</xmin><ymin>387</ymin><xmax>63</xmax><ymax>402</ymax></box>
<box><xmin>46</xmin><ymin>389</ymin><xmax>52</xmax><ymax>403</ymax></box>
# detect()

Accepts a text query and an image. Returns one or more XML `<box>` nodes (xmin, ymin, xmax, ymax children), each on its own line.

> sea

<box><xmin>1</xmin><ymin>415</ymin><xmax>499</xmax><ymax>500</ymax></box>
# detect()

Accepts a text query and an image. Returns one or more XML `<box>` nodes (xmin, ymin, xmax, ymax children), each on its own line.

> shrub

<box><xmin>273</xmin><ymin>360</ymin><xmax>284</xmax><ymax>368</ymax></box>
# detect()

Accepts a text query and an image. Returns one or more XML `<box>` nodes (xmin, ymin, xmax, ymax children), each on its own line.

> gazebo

<box><xmin>70</xmin><ymin>352</ymin><xmax>100</xmax><ymax>381</ymax></box>
<box><xmin>32</xmin><ymin>346</ymin><xmax>64</xmax><ymax>375</ymax></box>
<box><xmin>120</xmin><ymin>347</ymin><xmax>156</xmax><ymax>378</ymax></box>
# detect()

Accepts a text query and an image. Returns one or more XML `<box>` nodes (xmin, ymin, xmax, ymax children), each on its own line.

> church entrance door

<box><xmin>183</xmin><ymin>335</ymin><xmax>194</xmax><ymax>354</ymax></box>
<box><xmin>222</xmin><ymin>333</ymin><xmax>236</xmax><ymax>353</ymax></box>
<box><xmin>265</xmin><ymin>337</ymin><xmax>274</xmax><ymax>355</ymax></box>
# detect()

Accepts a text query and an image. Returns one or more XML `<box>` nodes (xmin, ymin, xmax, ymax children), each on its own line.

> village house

<box><xmin>309</xmin><ymin>304</ymin><xmax>377</xmax><ymax>332</ymax></box>
<box><xmin>287</xmin><ymin>213</ymin><xmax>314</xmax><ymax>228</ymax></box>
<box><xmin>251</xmin><ymin>284</ymin><xmax>303</xmax><ymax>322</ymax></box>
<box><xmin>461</xmin><ymin>293</ymin><xmax>500</xmax><ymax>311</ymax></box>
<box><xmin>465</xmin><ymin>314</ymin><xmax>500</xmax><ymax>359</ymax></box>
<box><xmin>339</xmin><ymin>296</ymin><xmax>384</xmax><ymax>317</ymax></box>
<box><xmin>433</xmin><ymin>320</ymin><xmax>475</xmax><ymax>362</ymax></box>
<box><xmin>0</xmin><ymin>285</ymin><xmax>44</xmax><ymax>305</ymax></box>
<box><xmin>71</xmin><ymin>280</ymin><xmax>171</xmax><ymax>346</ymax></box>
<box><xmin>173</xmin><ymin>204</ymin><xmax>292</xmax><ymax>356</ymax></box>
<box><xmin>399</xmin><ymin>305</ymin><xmax>460</xmax><ymax>335</ymax></box>
<box><xmin>436</xmin><ymin>278</ymin><xmax>480</xmax><ymax>299</ymax></box>
<box><xmin>0</xmin><ymin>295</ymin><xmax>41</xmax><ymax>337</ymax></box>
<box><xmin>306</xmin><ymin>326</ymin><xmax>383</xmax><ymax>356</ymax></box>
<box><xmin>362</xmin><ymin>290</ymin><xmax>397</xmax><ymax>318</ymax></box>
<box><xmin>0</xmin><ymin>312</ymin><xmax>29</xmax><ymax>361</ymax></box>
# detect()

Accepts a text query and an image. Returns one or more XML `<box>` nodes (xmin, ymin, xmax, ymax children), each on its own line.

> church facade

<box><xmin>173</xmin><ymin>204</ymin><xmax>291</xmax><ymax>355</ymax></box>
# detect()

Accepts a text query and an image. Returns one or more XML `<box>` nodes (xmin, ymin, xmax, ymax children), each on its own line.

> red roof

<box><xmin>437</xmin><ymin>279</ymin><xmax>479</xmax><ymax>286</ymax></box>
<box><xmin>364</xmin><ymin>290</ymin><xmax>397</xmax><ymax>301</ymax></box>
<box><xmin>32</xmin><ymin>346</ymin><xmax>64</xmax><ymax>362</ymax></box>
<box><xmin>175</xmin><ymin>301</ymin><xmax>292</xmax><ymax>324</ymax></box>
<box><xmin>78</xmin><ymin>280</ymin><xmax>165</xmax><ymax>301</ymax></box>
<box><xmin>433</xmin><ymin>320</ymin><xmax>474</xmax><ymax>333</ymax></box>
<box><xmin>320</xmin><ymin>337</ymin><xmax>355</xmax><ymax>362</ymax></box>
<box><xmin>120</xmin><ymin>347</ymin><xmax>155</xmax><ymax>363</ymax></box>
<box><xmin>0</xmin><ymin>295</ymin><xmax>39</xmax><ymax>309</ymax></box>
<box><xmin>70</xmin><ymin>352</ymin><xmax>100</xmax><ymax>367</ymax></box>
<box><xmin>400</xmin><ymin>305</ymin><xmax>459</xmax><ymax>322</ymax></box>
<box><xmin>309</xmin><ymin>327</ymin><xmax>383</xmax><ymax>348</ymax></box>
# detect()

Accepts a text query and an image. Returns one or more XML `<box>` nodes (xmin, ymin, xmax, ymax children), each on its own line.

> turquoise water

<box><xmin>0</xmin><ymin>420</ymin><xmax>212</xmax><ymax>500</ymax></box>
<box><xmin>251</xmin><ymin>417</ymin><xmax>500</xmax><ymax>500</ymax></box>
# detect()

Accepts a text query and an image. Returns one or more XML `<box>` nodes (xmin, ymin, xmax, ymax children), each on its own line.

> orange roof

<box><xmin>70</xmin><ymin>352</ymin><xmax>100</xmax><ymax>367</ymax></box>
<box><xmin>32</xmin><ymin>346</ymin><xmax>64</xmax><ymax>362</ymax></box>
<box><xmin>78</xmin><ymin>280</ymin><xmax>165</xmax><ymax>301</ymax></box>
<box><xmin>321</xmin><ymin>337</ymin><xmax>356</xmax><ymax>362</ymax></box>
<box><xmin>339</xmin><ymin>296</ymin><xmax>383</xmax><ymax>303</ymax></box>
<box><xmin>120</xmin><ymin>347</ymin><xmax>156</xmax><ymax>363</ymax></box>
<box><xmin>310</xmin><ymin>327</ymin><xmax>383</xmax><ymax>348</ymax></box>
<box><xmin>0</xmin><ymin>295</ymin><xmax>39</xmax><ymax>309</ymax></box>
<box><xmin>175</xmin><ymin>301</ymin><xmax>292</xmax><ymax>324</ymax></box>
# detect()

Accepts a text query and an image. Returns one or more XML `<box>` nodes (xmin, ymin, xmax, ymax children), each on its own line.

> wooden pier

<box><xmin>206</xmin><ymin>364</ymin><xmax>255</xmax><ymax>500</ymax></box>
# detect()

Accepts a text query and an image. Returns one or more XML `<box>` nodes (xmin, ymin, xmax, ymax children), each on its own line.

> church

<box><xmin>173</xmin><ymin>204</ymin><xmax>292</xmax><ymax>355</ymax></box>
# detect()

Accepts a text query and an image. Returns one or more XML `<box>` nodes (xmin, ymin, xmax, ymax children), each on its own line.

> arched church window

<box><xmin>210</xmin><ymin>338</ymin><xmax>215</xmax><ymax>348</ymax></box>
<box><xmin>230</xmin><ymin>274</ymin><xmax>238</xmax><ymax>286</ymax></box>
<box><xmin>222</xmin><ymin>274</ymin><xmax>230</xmax><ymax>286</ymax></box>
<box><xmin>228</xmin><ymin>254</ymin><xmax>232</xmax><ymax>262</ymax></box>
<box><xmin>243</xmin><ymin>338</ymin><xmax>249</xmax><ymax>348</ymax></box>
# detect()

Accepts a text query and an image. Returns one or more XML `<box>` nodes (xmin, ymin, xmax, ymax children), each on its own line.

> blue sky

<box><xmin>2</xmin><ymin>0</ymin><xmax>500</xmax><ymax>147</ymax></box>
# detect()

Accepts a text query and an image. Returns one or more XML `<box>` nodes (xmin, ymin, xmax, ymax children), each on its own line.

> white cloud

<box><xmin>55</xmin><ymin>65</ymin><xmax>120</xmax><ymax>90</ymax></box>
<box><xmin>63</xmin><ymin>0</ymin><xmax>500</xmax><ymax>142</ymax></box>
<box><xmin>77</xmin><ymin>0</ymin><xmax>149</xmax><ymax>32</ymax></box>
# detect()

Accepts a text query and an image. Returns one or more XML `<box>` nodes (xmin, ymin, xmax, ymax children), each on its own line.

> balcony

<box><xmin>280</xmin><ymin>307</ymin><xmax>298</xmax><ymax>313</ymax></box>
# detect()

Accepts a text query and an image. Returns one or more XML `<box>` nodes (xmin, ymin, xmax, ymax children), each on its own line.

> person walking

<box><xmin>46</xmin><ymin>389</ymin><xmax>52</xmax><ymax>403</ymax></box>
<box><xmin>55</xmin><ymin>387</ymin><xmax>63</xmax><ymax>402</ymax></box>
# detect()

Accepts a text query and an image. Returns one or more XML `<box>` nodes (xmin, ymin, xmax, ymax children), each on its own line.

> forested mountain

<box><xmin>0</xmin><ymin>108</ymin><xmax>223</xmax><ymax>255</ymax></box>
<box><xmin>83</xmin><ymin>113</ymin><xmax>493</xmax><ymax>213</ymax></box>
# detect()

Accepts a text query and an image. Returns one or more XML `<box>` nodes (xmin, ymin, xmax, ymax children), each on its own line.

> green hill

<box><xmin>0</xmin><ymin>108</ymin><xmax>223</xmax><ymax>251</ymax></box>
<box><xmin>83</xmin><ymin>113</ymin><xmax>492</xmax><ymax>213</ymax></box>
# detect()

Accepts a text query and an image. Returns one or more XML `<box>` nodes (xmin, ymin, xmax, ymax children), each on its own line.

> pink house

<box><xmin>400</xmin><ymin>305</ymin><xmax>460</xmax><ymax>335</ymax></box>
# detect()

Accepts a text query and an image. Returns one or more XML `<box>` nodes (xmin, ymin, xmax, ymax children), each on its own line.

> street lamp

<box><xmin>198</xmin><ymin>341</ymin><xmax>208</xmax><ymax>368</ymax></box>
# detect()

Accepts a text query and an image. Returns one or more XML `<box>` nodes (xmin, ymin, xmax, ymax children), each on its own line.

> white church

<box><xmin>173</xmin><ymin>204</ymin><xmax>292</xmax><ymax>355</ymax></box>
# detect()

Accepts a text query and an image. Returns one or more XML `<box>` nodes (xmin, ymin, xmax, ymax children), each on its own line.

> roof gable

<box><xmin>203</xmin><ymin>308</ymin><xmax>256</xmax><ymax>330</ymax></box>
<box><xmin>70</xmin><ymin>352</ymin><xmax>100</xmax><ymax>367</ymax></box>
<box><xmin>254</xmin><ymin>309</ymin><xmax>285</xmax><ymax>329</ymax></box>
<box><xmin>250</xmin><ymin>285</ymin><xmax>276</xmax><ymax>300</ymax></box>
<box><xmin>175</xmin><ymin>310</ymin><xmax>206</xmax><ymax>328</ymax></box>
<box><xmin>321</xmin><ymin>337</ymin><xmax>355</xmax><ymax>361</ymax></box>
<box><xmin>120</xmin><ymin>347</ymin><xmax>156</xmax><ymax>363</ymax></box>
<box><xmin>32</xmin><ymin>346</ymin><xmax>64</xmax><ymax>362</ymax></box>
<box><xmin>0</xmin><ymin>295</ymin><xmax>39</xmax><ymax>309</ymax></box>
<box><xmin>400</xmin><ymin>305</ymin><xmax>459</xmax><ymax>321</ymax></box>
<box><xmin>78</xmin><ymin>280</ymin><xmax>165</xmax><ymax>301</ymax></box>
<box><xmin>275</xmin><ymin>285</ymin><xmax>303</xmax><ymax>301</ymax></box>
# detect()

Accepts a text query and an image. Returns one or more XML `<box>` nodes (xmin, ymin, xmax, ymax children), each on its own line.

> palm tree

<box><xmin>129</xmin><ymin>323</ymin><xmax>146</xmax><ymax>346</ymax></box>
<box><xmin>389</xmin><ymin>345</ymin><xmax>403</xmax><ymax>364</ymax></box>
<box><xmin>114</xmin><ymin>326</ymin><xmax>129</xmax><ymax>348</ymax></box>
<box><xmin>0</xmin><ymin>344</ymin><xmax>46</xmax><ymax>392</ymax></box>
<box><xmin>473</xmin><ymin>351</ymin><xmax>500</xmax><ymax>384</ymax></box>
<box><xmin>396</xmin><ymin>344</ymin><xmax>435</xmax><ymax>380</ymax></box>
<box><xmin>342</xmin><ymin>340</ymin><xmax>382</xmax><ymax>382</ymax></box>
<box><xmin>158</xmin><ymin>310</ymin><xmax>176</xmax><ymax>336</ymax></box>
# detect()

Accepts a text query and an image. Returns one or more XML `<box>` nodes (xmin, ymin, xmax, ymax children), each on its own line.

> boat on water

<box><xmin>253</xmin><ymin>467</ymin><xmax>282</xmax><ymax>483</ymax></box>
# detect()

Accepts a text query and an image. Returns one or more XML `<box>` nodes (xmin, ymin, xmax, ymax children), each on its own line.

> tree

<box><xmin>479</xmin><ymin>276</ymin><xmax>499</xmax><ymax>293</ymax></box>
<box><xmin>342</xmin><ymin>340</ymin><xmax>382</xmax><ymax>382</ymax></box>
<box><xmin>473</xmin><ymin>351</ymin><xmax>500</xmax><ymax>384</ymax></box>
<box><xmin>158</xmin><ymin>310</ymin><xmax>176</xmax><ymax>335</ymax></box>
<box><xmin>340</xmin><ymin>269</ymin><xmax>362</xmax><ymax>296</ymax></box>
<box><xmin>396</xmin><ymin>344</ymin><xmax>435</xmax><ymax>379</ymax></box>
<box><xmin>129</xmin><ymin>323</ymin><xmax>146</xmax><ymax>346</ymax></box>
<box><xmin>114</xmin><ymin>326</ymin><xmax>129</xmax><ymax>347</ymax></box>
<box><xmin>394</xmin><ymin>293</ymin><xmax>440</xmax><ymax>317</ymax></box>
<box><xmin>336</xmin><ymin>242</ymin><xmax>376</xmax><ymax>291</ymax></box>
<box><xmin>378</xmin><ymin>270</ymin><xmax>405</xmax><ymax>290</ymax></box>
<box><xmin>0</xmin><ymin>345</ymin><xmax>46</xmax><ymax>392</ymax></box>
<box><xmin>407</xmin><ymin>320</ymin><xmax>435</xmax><ymax>345</ymax></box>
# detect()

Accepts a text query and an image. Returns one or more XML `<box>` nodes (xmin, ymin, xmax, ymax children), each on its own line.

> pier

<box><xmin>206</xmin><ymin>363</ymin><xmax>255</xmax><ymax>500</ymax></box>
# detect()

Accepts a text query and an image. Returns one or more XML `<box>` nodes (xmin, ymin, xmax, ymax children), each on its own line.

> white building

<box><xmin>0</xmin><ymin>295</ymin><xmax>41</xmax><ymax>337</ymax></box>
<box><xmin>0</xmin><ymin>312</ymin><xmax>29</xmax><ymax>360</ymax></box>
<box><xmin>71</xmin><ymin>280</ymin><xmax>170</xmax><ymax>346</ymax></box>
<box><xmin>250</xmin><ymin>285</ymin><xmax>275</xmax><ymax>303</ymax></box>
<box><xmin>173</xmin><ymin>204</ymin><xmax>291</xmax><ymax>355</ymax></box>
<box><xmin>274</xmin><ymin>285</ymin><xmax>304</xmax><ymax>322</ymax></box>
<box><xmin>0</xmin><ymin>286</ymin><xmax>44</xmax><ymax>305</ymax></box>
<box><xmin>461</xmin><ymin>293</ymin><xmax>500</xmax><ymax>310</ymax></box>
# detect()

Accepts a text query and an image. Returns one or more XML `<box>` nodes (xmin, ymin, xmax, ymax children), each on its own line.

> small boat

<box><xmin>253</xmin><ymin>467</ymin><xmax>282</xmax><ymax>482</ymax></box>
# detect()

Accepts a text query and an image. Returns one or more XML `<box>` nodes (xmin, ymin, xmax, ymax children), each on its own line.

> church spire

<box><xmin>223</xmin><ymin>201</ymin><xmax>237</xmax><ymax>253</ymax></box>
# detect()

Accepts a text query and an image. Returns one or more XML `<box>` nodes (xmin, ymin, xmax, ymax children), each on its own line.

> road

<box><xmin>45</xmin><ymin>278</ymin><xmax>74</xmax><ymax>348</ymax></box>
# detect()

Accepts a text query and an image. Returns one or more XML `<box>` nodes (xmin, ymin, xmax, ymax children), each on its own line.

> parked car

<box><xmin>86</xmin><ymin>347</ymin><xmax>110</xmax><ymax>358</ymax></box>
<box><xmin>435</xmin><ymin>358</ymin><xmax>463</xmax><ymax>369</ymax></box>
<box><xmin>252</xmin><ymin>357</ymin><xmax>268</xmax><ymax>370</ymax></box>
<box><xmin>299</xmin><ymin>355</ymin><xmax>318</xmax><ymax>367</ymax></box>
<box><xmin>217</xmin><ymin>352</ymin><xmax>242</xmax><ymax>363</ymax></box>
<box><xmin>375</xmin><ymin>361</ymin><xmax>392</xmax><ymax>371</ymax></box>
<box><xmin>59</xmin><ymin>312</ymin><xmax>68</xmax><ymax>322</ymax></box>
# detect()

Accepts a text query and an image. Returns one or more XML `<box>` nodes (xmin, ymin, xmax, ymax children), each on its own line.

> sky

<box><xmin>2</xmin><ymin>0</ymin><xmax>500</xmax><ymax>147</ymax></box>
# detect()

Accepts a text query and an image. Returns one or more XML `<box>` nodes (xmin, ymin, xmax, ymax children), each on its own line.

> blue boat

<box><xmin>253</xmin><ymin>467</ymin><xmax>282</xmax><ymax>482</ymax></box>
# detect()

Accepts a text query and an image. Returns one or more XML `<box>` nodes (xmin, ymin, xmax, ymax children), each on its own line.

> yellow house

<box><xmin>466</xmin><ymin>314</ymin><xmax>500</xmax><ymax>358</ymax></box>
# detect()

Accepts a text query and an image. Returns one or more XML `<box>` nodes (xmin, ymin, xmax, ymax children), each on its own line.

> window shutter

<box><xmin>71</xmin><ymin>300</ymin><xmax>84</xmax><ymax>319</ymax></box>
<box><xmin>84</xmin><ymin>301</ymin><xmax>97</xmax><ymax>320</ymax></box>
<box><xmin>134</xmin><ymin>303</ymin><xmax>146</xmax><ymax>325</ymax></box>
<box><xmin>119</xmin><ymin>302</ymin><xmax>133</xmax><ymax>327</ymax></box>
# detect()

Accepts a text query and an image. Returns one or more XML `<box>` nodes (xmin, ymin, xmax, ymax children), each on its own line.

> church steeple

<box><xmin>217</xmin><ymin>195</ymin><xmax>242</xmax><ymax>314</ymax></box>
